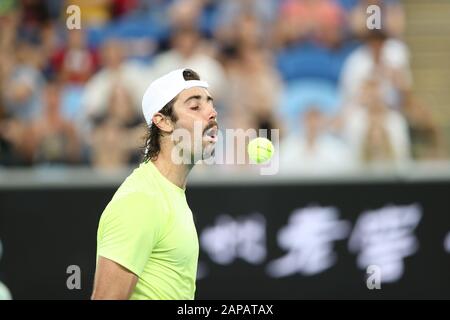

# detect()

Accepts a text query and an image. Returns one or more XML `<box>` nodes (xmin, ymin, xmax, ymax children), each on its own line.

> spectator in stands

<box><xmin>223</xmin><ymin>14</ymin><xmax>283</xmax><ymax>133</ymax></box>
<box><xmin>403</xmin><ymin>93</ymin><xmax>448</xmax><ymax>160</ymax></box>
<box><xmin>0</xmin><ymin>101</ymin><xmax>34</xmax><ymax>166</ymax></box>
<box><xmin>30</xmin><ymin>81</ymin><xmax>81</xmax><ymax>164</ymax></box>
<box><xmin>342</xmin><ymin>78</ymin><xmax>411</xmax><ymax>167</ymax></box>
<box><xmin>339</xmin><ymin>30</ymin><xmax>412</xmax><ymax>110</ymax></box>
<box><xmin>213</xmin><ymin>0</ymin><xmax>277</xmax><ymax>48</ymax></box>
<box><xmin>89</xmin><ymin>84</ymin><xmax>145</xmax><ymax>169</ymax></box>
<box><xmin>280</xmin><ymin>105</ymin><xmax>355</xmax><ymax>173</ymax></box>
<box><xmin>169</xmin><ymin>0</ymin><xmax>204</xmax><ymax>30</ymax></box>
<box><xmin>314</xmin><ymin>1</ymin><xmax>347</xmax><ymax>50</ymax></box>
<box><xmin>0</xmin><ymin>42</ymin><xmax>46</xmax><ymax>122</ymax></box>
<box><xmin>274</xmin><ymin>0</ymin><xmax>345</xmax><ymax>48</ymax></box>
<box><xmin>50</xmin><ymin>30</ymin><xmax>99</xmax><ymax>122</ymax></box>
<box><xmin>51</xmin><ymin>30</ymin><xmax>98</xmax><ymax>85</ymax></box>
<box><xmin>0</xmin><ymin>40</ymin><xmax>45</xmax><ymax>166</ymax></box>
<box><xmin>151</xmin><ymin>26</ymin><xmax>227</xmax><ymax>105</ymax></box>
<box><xmin>81</xmin><ymin>38</ymin><xmax>148</xmax><ymax>123</ymax></box>
<box><xmin>274</xmin><ymin>0</ymin><xmax>355</xmax><ymax>85</ymax></box>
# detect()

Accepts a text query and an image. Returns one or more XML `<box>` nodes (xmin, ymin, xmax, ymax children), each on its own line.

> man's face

<box><xmin>170</xmin><ymin>86</ymin><xmax>218</xmax><ymax>163</ymax></box>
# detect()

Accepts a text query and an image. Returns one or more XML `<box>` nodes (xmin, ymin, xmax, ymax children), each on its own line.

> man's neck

<box><xmin>151</xmin><ymin>149</ymin><xmax>194</xmax><ymax>190</ymax></box>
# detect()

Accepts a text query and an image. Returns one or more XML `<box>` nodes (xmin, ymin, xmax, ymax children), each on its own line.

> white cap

<box><xmin>142</xmin><ymin>68</ymin><xmax>209</xmax><ymax>125</ymax></box>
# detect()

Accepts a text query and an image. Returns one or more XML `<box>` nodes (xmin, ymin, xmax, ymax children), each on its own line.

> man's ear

<box><xmin>152</xmin><ymin>113</ymin><xmax>174</xmax><ymax>133</ymax></box>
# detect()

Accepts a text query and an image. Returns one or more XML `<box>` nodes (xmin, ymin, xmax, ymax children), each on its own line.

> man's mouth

<box><xmin>203</xmin><ymin>126</ymin><xmax>218</xmax><ymax>143</ymax></box>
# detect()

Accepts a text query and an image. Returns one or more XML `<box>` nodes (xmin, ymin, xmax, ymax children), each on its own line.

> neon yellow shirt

<box><xmin>96</xmin><ymin>161</ymin><xmax>199</xmax><ymax>300</ymax></box>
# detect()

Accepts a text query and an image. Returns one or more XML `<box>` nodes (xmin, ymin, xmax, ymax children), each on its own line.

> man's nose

<box><xmin>207</xmin><ymin>106</ymin><xmax>218</xmax><ymax>122</ymax></box>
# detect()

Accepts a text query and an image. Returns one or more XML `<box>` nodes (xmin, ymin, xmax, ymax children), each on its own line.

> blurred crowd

<box><xmin>0</xmin><ymin>0</ymin><xmax>447</xmax><ymax>172</ymax></box>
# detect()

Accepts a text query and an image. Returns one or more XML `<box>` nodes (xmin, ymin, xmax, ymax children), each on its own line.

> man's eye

<box><xmin>191</xmin><ymin>106</ymin><xmax>200</xmax><ymax>110</ymax></box>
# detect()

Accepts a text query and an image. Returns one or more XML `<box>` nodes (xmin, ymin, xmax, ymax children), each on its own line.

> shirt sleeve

<box><xmin>96</xmin><ymin>192</ymin><xmax>167</xmax><ymax>277</ymax></box>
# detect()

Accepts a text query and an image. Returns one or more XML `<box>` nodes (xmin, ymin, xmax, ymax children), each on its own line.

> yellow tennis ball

<box><xmin>247</xmin><ymin>137</ymin><xmax>274</xmax><ymax>164</ymax></box>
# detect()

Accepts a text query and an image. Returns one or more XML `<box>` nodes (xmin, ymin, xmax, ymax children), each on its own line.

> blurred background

<box><xmin>0</xmin><ymin>0</ymin><xmax>449</xmax><ymax>171</ymax></box>
<box><xmin>1</xmin><ymin>0</ymin><xmax>450</xmax><ymax>299</ymax></box>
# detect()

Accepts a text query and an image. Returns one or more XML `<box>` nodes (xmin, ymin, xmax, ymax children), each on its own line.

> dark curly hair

<box><xmin>143</xmin><ymin>69</ymin><xmax>201</xmax><ymax>162</ymax></box>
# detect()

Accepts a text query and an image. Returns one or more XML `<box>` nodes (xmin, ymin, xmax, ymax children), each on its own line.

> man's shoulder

<box><xmin>115</xmin><ymin>163</ymin><xmax>157</xmax><ymax>195</ymax></box>
<box><xmin>102</xmin><ymin>165</ymin><xmax>160</xmax><ymax>213</ymax></box>
<box><xmin>100</xmin><ymin>187</ymin><xmax>167</xmax><ymax>230</ymax></box>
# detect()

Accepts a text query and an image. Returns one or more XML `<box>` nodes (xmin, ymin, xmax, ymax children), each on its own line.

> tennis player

<box><xmin>92</xmin><ymin>68</ymin><xmax>218</xmax><ymax>300</ymax></box>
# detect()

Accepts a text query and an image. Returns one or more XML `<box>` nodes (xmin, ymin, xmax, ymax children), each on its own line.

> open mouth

<box><xmin>203</xmin><ymin>126</ymin><xmax>218</xmax><ymax>143</ymax></box>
